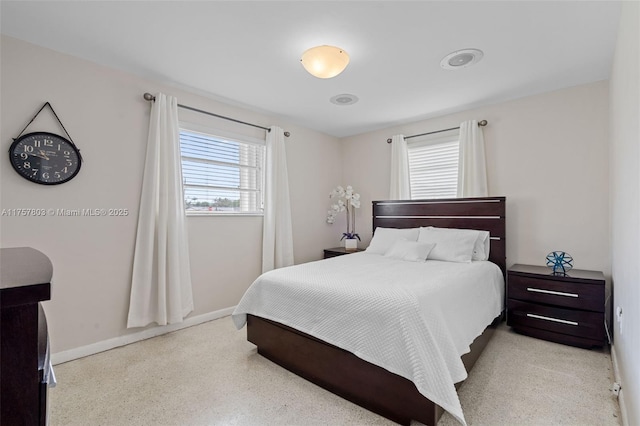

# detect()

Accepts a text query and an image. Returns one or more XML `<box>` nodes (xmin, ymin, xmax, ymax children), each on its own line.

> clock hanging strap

<box><xmin>14</xmin><ymin>102</ymin><xmax>76</xmax><ymax>145</ymax></box>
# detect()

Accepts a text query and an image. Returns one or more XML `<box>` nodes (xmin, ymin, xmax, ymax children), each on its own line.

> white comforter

<box><xmin>232</xmin><ymin>252</ymin><xmax>504</xmax><ymax>425</ymax></box>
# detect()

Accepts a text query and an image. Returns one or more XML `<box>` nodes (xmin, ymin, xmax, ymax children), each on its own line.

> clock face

<box><xmin>9</xmin><ymin>132</ymin><xmax>81</xmax><ymax>185</ymax></box>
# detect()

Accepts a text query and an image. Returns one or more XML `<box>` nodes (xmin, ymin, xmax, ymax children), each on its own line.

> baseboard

<box><xmin>51</xmin><ymin>306</ymin><xmax>236</xmax><ymax>365</ymax></box>
<box><xmin>611</xmin><ymin>344</ymin><xmax>629</xmax><ymax>426</ymax></box>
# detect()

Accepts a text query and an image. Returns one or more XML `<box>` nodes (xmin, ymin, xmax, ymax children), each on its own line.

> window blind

<box><xmin>407</xmin><ymin>132</ymin><xmax>459</xmax><ymax>199</ymax></box>
<box><xmin>179</xmin><ymin>129</ymin><xmax>264</xmax><ymax>214</ymax></box>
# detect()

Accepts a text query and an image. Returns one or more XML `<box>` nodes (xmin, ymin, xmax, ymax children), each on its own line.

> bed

<box><xmin>232</xmin><ymin>196</ymin><xmax>506</xmax><ymax>425</ymax></box>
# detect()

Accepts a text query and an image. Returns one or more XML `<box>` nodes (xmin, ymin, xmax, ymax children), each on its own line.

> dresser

<box><xmin>1</xmin><ymin>247</ymin><xmax>53</xmax><ymax>425</ymax></box>
<box><xmin>507</xmin><ymin>263</ymin><xmax>608</xmax><ymax>348</ymax></box>
<box><xmin>323</xmin><ymin>246</ymin><xmax>365</xmax><ymax>259</ymax></box>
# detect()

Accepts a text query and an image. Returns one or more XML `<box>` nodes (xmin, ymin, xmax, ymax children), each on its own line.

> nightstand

<box><xmin>323</xmin><ymin>247</ymin><xmax>365</xmax><ymax>259</ymax></box>
<box><xmin>507</xmin><ymin>264</ymin><xmax>608</xmax><ymax>348</ymax></box>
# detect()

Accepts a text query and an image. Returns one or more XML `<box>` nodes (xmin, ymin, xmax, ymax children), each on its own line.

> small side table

<box><xmin>1</xmin><ymin>247</ymin><xmax>53</xmax><ymax>425</ymax></box>
<box><xmin>507</xmin><ymin>263</ymin><xmax>608</xmax><ymax>348</ymax></box>
<box><xmin>323</xmin><ymin>247</ymin><xmax>365</xmax><ymax>259</ymax></box>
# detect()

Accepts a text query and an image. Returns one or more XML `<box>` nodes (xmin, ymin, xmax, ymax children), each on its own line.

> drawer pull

<box><xmin>527</xmin><ymin>313</ymin><xmax>578</xmax><ymax>326</ymax></box>
<box><xmin>527</xmin><ymin>287</ymin><xmax>578</xmax><ymax>298</ymax></box>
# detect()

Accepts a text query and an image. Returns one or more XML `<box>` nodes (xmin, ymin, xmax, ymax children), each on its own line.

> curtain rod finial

<box><xmin>143</xmin><ymin>93</ymin><xmax>155</xmax><ymax>102</ymax></box>
<box><xmin>387</xmin><ymin>138</ymin><xmax>393</xmax><ymax>144</ymax></box>
<box><xmin>478</xmin><ymin>120</ymin><xmax>488</xmax><ymax>126</ymax></box>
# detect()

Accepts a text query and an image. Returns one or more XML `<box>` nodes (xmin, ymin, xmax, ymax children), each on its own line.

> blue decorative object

<box><xmin>546</xmin><ymin>251</ymin><xmax>573</xmax><ymax>274</ymax></box>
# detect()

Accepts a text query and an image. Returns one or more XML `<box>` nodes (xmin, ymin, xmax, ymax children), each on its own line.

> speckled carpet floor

<box><xmin>49</xmin><ymin>317</ymin><xmax>620</xmax><ymax>426</ymax></box>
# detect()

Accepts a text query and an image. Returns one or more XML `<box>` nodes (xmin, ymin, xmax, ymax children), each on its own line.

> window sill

<box><xmin>186</xmin><ymin>212</ymin><xmax>264</xmax><ymax>217</ymax></box>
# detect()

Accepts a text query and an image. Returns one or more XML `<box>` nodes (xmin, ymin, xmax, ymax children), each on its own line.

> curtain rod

<box><xmin>143</xmin><ymin>93</ymin><xmax>290</xmax><ymax>137</ymax></box>
<box><xmin>386</xmin><ymin>120</ymin><xmax>487</xmax><ymax>144</ymax></box>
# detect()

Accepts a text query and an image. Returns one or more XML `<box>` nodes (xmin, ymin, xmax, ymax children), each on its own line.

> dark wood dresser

<box><xmin>323</xmin><ymin>247</ymin><xmax>365</xmax><ymax>259</ymax></box>
<box><xmin>507</xmin><ymin>263</ymin><xmax>608</xmax><ymax>348</ymax></box>
<box><xmin>1</xmin><ymin>247</ymin><xmax>53</xmax><ymax>425</ymax></box>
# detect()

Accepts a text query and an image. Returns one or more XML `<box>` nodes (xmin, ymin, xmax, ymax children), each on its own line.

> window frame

<box><xmin>179</xmin><ymin>122</ymin><xmax>266</xmax><ymax>217</ymax></box>
<box><xmin>407</xmin><ymin>129</ymin><xmax>460</xmax><ymax>200</ymax></box>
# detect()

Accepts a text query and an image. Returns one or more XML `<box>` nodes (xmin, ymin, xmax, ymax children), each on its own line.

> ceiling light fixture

<box><xmin>440</xmin><ymin>48</ymin><xmax>484</xmax><ymax>70</ymax></box>
<box><xmin>330</xmin><ymin>94</ymin><xmax>359</xmax><ymax>106</ymax></box>
<box><xmin>300</xmin><ymin>45</ymin><xmax>350</xmax><ymax>79</ymax></box>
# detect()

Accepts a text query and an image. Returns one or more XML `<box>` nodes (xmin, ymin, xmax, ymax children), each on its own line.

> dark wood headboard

<box><xmin>372</xmin><ymin>196</ymin><xmax>506</xmax><ymax>276</ymax></box>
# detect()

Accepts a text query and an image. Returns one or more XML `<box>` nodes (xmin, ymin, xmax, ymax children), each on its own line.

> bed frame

<box><xmin>246</xmin><ymin>196</ymin><xmax>506</xmax><ymax>425</ymax></box>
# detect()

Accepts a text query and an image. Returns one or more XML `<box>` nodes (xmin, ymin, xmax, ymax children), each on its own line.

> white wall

<box><xmin>0</xmin><ymin>36</ymin><xmax>343</xmax><ymax>353</ymax></box>
<box><xmin>341</xmin><ymin>81</ymin><xmax>610</xmax><ymax>275</ymax></box>
<box><xmin>609</xmin><ymin>2</ymin><xmax>640</xmax><ymax>424</ymax></box>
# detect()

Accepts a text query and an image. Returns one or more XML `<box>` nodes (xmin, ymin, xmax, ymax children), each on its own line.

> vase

<box><xmin>344</xmin><ymin>238</ymin><xmax>358</xmax><ymax>252</ymax></box>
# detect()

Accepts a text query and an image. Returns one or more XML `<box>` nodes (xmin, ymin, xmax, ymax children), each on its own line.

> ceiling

<box><xmin>1</xmin><ymin>1</ymin><xmax>621</xmax><ymax>138</ymax></box>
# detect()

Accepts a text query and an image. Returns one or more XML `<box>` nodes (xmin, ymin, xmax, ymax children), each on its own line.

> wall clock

<box><xmin>8</xmin><ymin>102</ymin><xmax>82</xmax><ymax>185</ymax></box>
<box><xmin>9</xmin><ymin>132</ymin><xmax>81</xmax><ymax>185</ymax></box>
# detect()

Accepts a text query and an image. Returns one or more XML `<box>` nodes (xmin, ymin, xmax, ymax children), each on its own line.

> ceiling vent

<box><xmin>330</xmin><ymin>94</ymin><xmax>359</xmax><ymax>106</ymax></box>
<box><xmin>440</xmin><ymin>48</ymin><xmax>484</xmax><ymax>70</ymax></box>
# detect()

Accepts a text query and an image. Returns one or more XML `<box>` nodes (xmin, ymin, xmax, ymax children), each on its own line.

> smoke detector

<box><xmin>330</xmin><ymin>94</ymin><xmax>359</xmax><ymax>106</ymax></box>
<box><xmin>440</xmin><ymin>48</ymin><xmax>484</xmax><ymax>70</ymax></box>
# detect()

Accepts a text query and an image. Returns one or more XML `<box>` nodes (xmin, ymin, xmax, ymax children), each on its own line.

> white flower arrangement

<box><xmin>326</xmin><ymin>185</ymin><xmax>361</xmax><ymax>240</ymax></box>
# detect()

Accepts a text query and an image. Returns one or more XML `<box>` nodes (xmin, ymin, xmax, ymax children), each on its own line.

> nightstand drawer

<box><xmin>508</xmin><ymin>275</ymin><xmax>604</xmax><ymax>312</ymax></box>
<box><xmin>323</xmin><ymin>247</ymin><xmax>364</xmax><ymax>259</ymax></box>
<box><xmin>324</xmin><ymin>251</ymin><xmax>345</xmax><ymax>258</ymax></box>
<box><xmin>508</xmin><ymin>299</ymin><xmax>605</xmax><ymax>342</ymax></box>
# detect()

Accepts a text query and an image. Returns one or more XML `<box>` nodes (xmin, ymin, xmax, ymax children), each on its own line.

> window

<box><xmin>179</xmin><ymin>127</ymin><xmax>265</xmax><ymax>215</ymax></box>
<box><xmin>407</xmin><ymin>130</ymin><xmax>460</xmax><ymax>199</ymax></box>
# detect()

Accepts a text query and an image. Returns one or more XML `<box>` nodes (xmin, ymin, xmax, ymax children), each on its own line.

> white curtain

<box><xmin>262</xmin><ymin>126</ymin><xmax>294</xmax><ymax>273</ymax></box>
<box><xmin>457</xmin><ymin>120</ymin><xmax>488</xmax><ymax>197</ymax></box>
<box><xmin>389</xmin><ymin>134</ymin><xmax>411</xmax><ymax>199</ymax></box>
<box><xmin>127</xmin><ymin>93</ymin><xmax>194</xmax><ymax>328</ymax></box>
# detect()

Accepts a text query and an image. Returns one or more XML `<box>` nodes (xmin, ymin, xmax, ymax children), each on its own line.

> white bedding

<box><xmin>232</xmin><ymin>252</ymin><xmax>504</xmax><ymax>425</ymax></box>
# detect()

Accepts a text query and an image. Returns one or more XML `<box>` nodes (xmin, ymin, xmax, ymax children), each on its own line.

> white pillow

<box><xmin>419</xmin><ymin>227</ymin><xmax>490</xmax><ymax>261</ymax></box>
<box><xmin>472</xmin><ymin>230</ymin><xmax>491</xmax><ymax>261</ymax></box>
<box><xmin>365</xmin><ymin>227</ymin><xmax>420</xmax><ymax>254</ymax></box>
<box><xmin>417</xmin><ymin>227</ymin><xmax>478</xmax><ymax>263</ymax></box>
<box><xmin>383</xmin><ymin>240</ymin><xmax>436</xmax><ymax>262</ymax></box>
